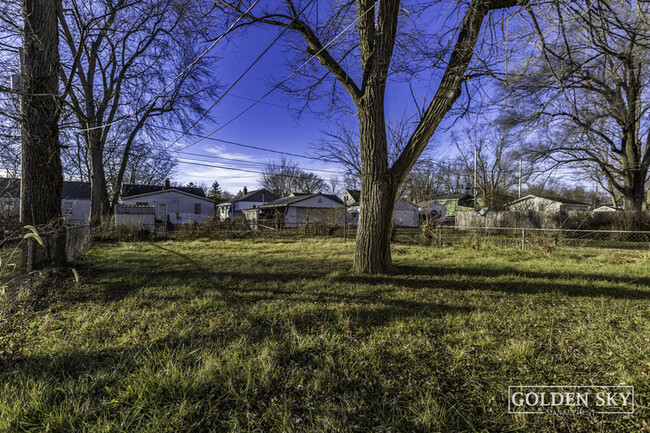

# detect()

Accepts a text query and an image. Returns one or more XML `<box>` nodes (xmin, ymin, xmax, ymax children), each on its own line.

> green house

<box><xmin>433</xmin><ymin>194</ymin><xmax>478</xmax><ymax>217</ymax></box>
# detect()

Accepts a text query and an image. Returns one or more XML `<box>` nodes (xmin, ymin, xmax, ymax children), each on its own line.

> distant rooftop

<box><xmin>0</xmin><ymin>178</ymin><xmax>91</xmax><ymax>200</ymax></box>
<box><xmin>122</xmin><ymin>184</ymin><xmax>206</xmax><ymax>198</ymax></box>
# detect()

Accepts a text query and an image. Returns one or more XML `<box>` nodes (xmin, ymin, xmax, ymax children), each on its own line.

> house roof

<box><xmin>221</xmin><ymin>188</ymin><xmax>279</xmax><ymax>205</ymax></box>
<box><xmin>259</xmin><ymin>193</ymin><xmax>342</xmax><ymax>209</ymax></box>
<box><xmin>0</xmin><ymin>178</ymin><xmax>91</xmax><ymax>200</ymax></box>
<box><xmin>342</xmin><ymin>189</ymin><xmax>360</xmax><ymax>202</ymax></box>
<box><xmin>122</xmin><ymin>184</ymin><xmax>206</xmax><ymax>198</ymax></box>
<box><xmin>62</xmin><ymin>181</ymin><xmax>91</xmax><ymax>199</ymax></box>
<box><xmin>509</xmin><ymin>194</ymin><xmax>590</xmax><ymax>207</ymax></box>
<box><xmin>394</xmin><ymin>197</ymin><xmax>419</xmax><ymax>209</ymax></box>
<box><xmin>123</xmin><ymin>188</ymin><xmax>215</xmax><ymax>203</ymax></box>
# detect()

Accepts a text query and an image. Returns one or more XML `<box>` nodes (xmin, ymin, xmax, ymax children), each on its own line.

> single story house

<box><xmin>121</xmin><ymin>180</ymin><xmax>215</xmax><ymax>224</ymax></box>
<box><xmin>217</xmin><ymin>187</ymin><xmax>278</xmax><ymax>220</ymax></box>
<box><xmin>244</xmin><ymin>192</ymin><xmax>343</xmax><ymax>229</ymax></box>
<box><xmin>508</xmin><ymin>194</ymin><xmax>591</xmax><ymax>212</ymax></box>
<box><xmin>344</xmin><ymin>192</ymin><xmax>421</xmax><ymax>227</ymax></box>
<box><xmin>417</xmin><ymin>200</ymin><xmax>447</xmax><ymax>223</ymax></box>
<box><xmin>433</xmin><ymin>193</ymin><xmax>477</xmax><ymax>217</ymax></box>
<box><xmin>0</xmin><ymin>177</ymin><xmax>91</xmax><ymax>223</ymax></box>
<box><xmin>61</xmin><ymin>181</ymin><xmax>92</xmax><ymax>223</ymax></box>
<box><xmin>392</xmin><ymin>198</ymin><xmax>420</xmax><ymax>227</ymax></box>
<box><xmin>593</xmin><ymin>205</ymin><xmax>622</xmax><ymax>212</ymax></box>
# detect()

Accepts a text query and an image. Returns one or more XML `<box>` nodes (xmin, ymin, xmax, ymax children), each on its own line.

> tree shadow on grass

<box><xmin>331</xmin><ymin>264</ymin><xmax>650</xmax><ymax>301</ymax></box>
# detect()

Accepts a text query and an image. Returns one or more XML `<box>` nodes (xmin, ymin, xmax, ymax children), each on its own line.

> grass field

<box><xmin>1</xmin><ymin>238</ymin><xmax>649</xmax><ymax>432</ymax></box>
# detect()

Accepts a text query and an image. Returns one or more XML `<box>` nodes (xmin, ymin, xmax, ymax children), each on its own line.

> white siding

<box><xmin>392</xmin><ymin>198</ymin><xmax>420</xmax><ymax>226</ymax></box>
<box><xmin>218</xmin><ymin>200</ymin><xmax>266</xmax><ymax>220</ymax></box>
<box><xmin>281</xmin><ymin>195</ymin><xmax>343</xmax><ymax>228</ymax></box>
<box><xmin>61</xmin><ymin>199</ymin><xmax>90</xmax><ymax>223</ymax></box>
<box><xmin>509</xmin><ymin>196</ymin><xmax>591</xmax><ymax>212</ymax></box>
<box><xmin>123</xmin><ymin>190</ymin><xmax>214</xmax><ymax>224</ymax></box>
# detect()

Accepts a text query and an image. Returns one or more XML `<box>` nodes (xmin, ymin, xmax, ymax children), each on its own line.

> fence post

<box><xmin>521</xmin><ymin>228</ymin><xmax>526</xmax><ymax>250</ymax></box>
<box><xmin>54</xmin><ymin>226</ymin><xmax>68</xmax><ymax>268</ymax></box>
<box><xmin>25</xmin><ymin>238</ymin><xmax>34</xmax><ymax>273</ymax></box>
<box><xmin>438</xmin><ymin>225</ymin><xmax>443</xmax><ymax>247</ymax></box>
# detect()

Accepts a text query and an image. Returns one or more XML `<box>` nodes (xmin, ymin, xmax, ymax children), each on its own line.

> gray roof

<box><xmin>259</xmin><ymin>193</ymin><xmax>342</xmax><ymax>209</ymax></box>
<box><xmin>343</xmin><ymin>189</ymin><xmax>360</xmax><ymax>202</ymax></box>
<box><xmin>62</xmin><ymin>181</ymin><xmax>91</xmax><ymax>199</ymax></box>
<box><xmin>229</xmin><ymin>188</ymin><xmax>278</xmax><ymax>204</ymax></box>
<box><xmin>510</xmin><ymin>194</ymin><xmax>590</xmax><ymax>206</ymax></box>
<box><xmin>122</xmin><ymin>184</ymin><xmax>206</xmax><ymax>198</ymax></box>
<box><xmin>0</xmin><ymin>178</ymin><xmax>91</xmax><ymax>200</ymax></box>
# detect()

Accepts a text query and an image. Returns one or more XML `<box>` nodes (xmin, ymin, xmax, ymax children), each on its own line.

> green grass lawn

<box><xmin>1</xmin><ymin>238</ymin><xmax>649</xmax><ymax>432</ymax></box>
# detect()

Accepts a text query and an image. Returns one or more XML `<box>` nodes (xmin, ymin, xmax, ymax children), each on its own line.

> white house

<box><xmin>593</xmin><ymin>205</ymin><xmax>622</xmax><ymax>212</ymax></box>
<box><xmin>508</xmin><ymin>195</ymin><xmax>591</xmax><ymax>212</ymax></box>
<box><xmin>342</xmin><ymin>189</ymin><xmax>421</xmax><ymax>227</ymax></box>
<box><xmin>217</xmin><ymin>187</ymin><xmax>278</xmax><ymax>220</ymax></box>
<box><xmin>418</xmin><ymin>200</ymin><xmax>447</xmax><ymax>223</ymax></box>
<box><xmin>61</xmin><ymin>181</ymin><xmax>91</xmax><ymax>223</ymax></box>
<box><xmin>246</xmin><ymin>193</ymin><xmax>344</xmax><ymax>229</ymax></box>
<box><xmin>121</xmin><ymin>181</ymin><xmax>215</xmax><ymax>224</ymax></box>
<box><xmin>392</xmin><ymin>198</ymin><xmax>421</xmax><ymax>226</ymax></box>
<box><xmin>0</xmin><ymin>178</ymin><xmax>91</xmax><ymax>224</ymax></box>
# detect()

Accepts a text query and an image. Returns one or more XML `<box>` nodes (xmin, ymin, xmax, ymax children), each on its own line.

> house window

<box><xmin>136</xmin><ymin>201</ymin><xmax>149</xmax><ymax>206</ymax></box>
<box><xmin>63</xmin><ymin>202</ymin><xmax>73</xmax><ymax>215</ymax></box>
<box><xmin>194</xmin><ymin>203</ymin><xmax>201</xmax><ymax>214</ymax></box>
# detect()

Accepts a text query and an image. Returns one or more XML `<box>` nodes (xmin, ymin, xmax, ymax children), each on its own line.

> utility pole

<box><xmin>473</xmin><ymin>146</ymin><xmax>477</xmax><ymax>210</ymax></box>
<box><xmin>518</xmin><ymin>157</ymin><xmax>522</xmax><ymax>199</ymax></box>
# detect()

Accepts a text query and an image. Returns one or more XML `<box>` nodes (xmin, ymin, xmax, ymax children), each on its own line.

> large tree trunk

<box><xmin>88</xmin><ymin>131</ymin><xmax>110</xmax><ymax>225</ymax></box>
<box><xmin>622</xmin><ymin>169</ymin><xmax>647</xmax><ymax>212</ymax></box>
<box><xmin>21</xmin><ymin>0</ymin><xmax>63</xmax><ymax>226</ymax></box>
<box><xmin>353</xmin><ymin>92</ymin><xmax>396</xmax><ymax>274</ymax></box>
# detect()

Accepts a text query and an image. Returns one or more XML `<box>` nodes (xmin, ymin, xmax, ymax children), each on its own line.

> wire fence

<box><xmin>0</xmin><ymin>225</ymin><xmax>91</xmax><ymax>286</ymax></box>
<box><xmin>389</xmin><ymin>226</ymin><xmax>650</xmax><ymax>251</ymax></box>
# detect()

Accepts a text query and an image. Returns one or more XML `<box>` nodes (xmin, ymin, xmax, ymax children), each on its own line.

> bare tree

<box><xmin>57</xmin><ymin>0</ymin><xmax>220</xmax><ymax>224</ymax></box>
<box><xmin>218</xmin><ymin>0</ymin><xmax>520</xmax><ymax>273</ymax></box>
<box><xmin>452</xmin><ymin>123</ymin><xmax>531</xmax><ymax>210</ymax></box>
<box><xmin>502</xmin><ymin>0</ymin><xmax>650</xmax><ymax>211</ymax></box>
<box><xmin>260</xmin><ymin>157</ymin><xmax>326</xmax><ymax>197</ymax></box>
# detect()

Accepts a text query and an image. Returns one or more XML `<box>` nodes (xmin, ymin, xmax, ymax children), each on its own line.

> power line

<box><xmin>79</xmin><ymin>0</ymin><xmax>262</xmax><ymax>132</ymax></box>
<box><xmin>136</xmin><ymin>154</ymin><xmax>347</xmax><ymax>179</ymax></box>
<box><xmin>154</xmin><ymin>123</ymin><xmax>336</xmax><ymax>163</ymax></box>
<box><xmin>176</xmin><ymin>150</ymin><xmax>343</xmax><ymax>174</ymax></box>
<box><xmin>167</xmin><ymin>0</ymin><xmax>315</xmax><ymax>148</ymax></box>
<box><xmin>180</xmin><ymin>0</ymin><xmax>380</xmax><ymax>150</ymax></box>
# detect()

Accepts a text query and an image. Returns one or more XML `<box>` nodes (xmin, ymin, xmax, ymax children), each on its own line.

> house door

<box><xmin>158</xmin><ymin>203</ymin><xmax>167</xmax><ymax>221</ymax></box>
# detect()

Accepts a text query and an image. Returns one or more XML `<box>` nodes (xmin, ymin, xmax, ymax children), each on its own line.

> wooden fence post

<box><xmin>521</xmin><ymin>228</ymin><xmax>526</xmax><ymax>250</ymax></box>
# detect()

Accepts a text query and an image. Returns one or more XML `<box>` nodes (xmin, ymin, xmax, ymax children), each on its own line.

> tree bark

<box><xmin>353</xmin><ymin>91</ymin><xmax>395</xmax><ymax>274</ymax></box>
<box><xmin>622</xmin><ymin>168</ymin><xmax>647</xmax><ymax>212</ymax></box>
<box><xmin>88</xmin><ymin>130</ymin><xmax>110</xmax><ymax>224</ymax></box>
<box><xmin>21</xmin><ymin>0</ymin><xmax>63</xmax><ymax>226</ymax></box>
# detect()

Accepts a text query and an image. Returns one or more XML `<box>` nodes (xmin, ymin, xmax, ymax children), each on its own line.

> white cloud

<box><xmin>174</xmin><ymin>159</ymin><xmax>259</xmax><ymax>193</ymax></box>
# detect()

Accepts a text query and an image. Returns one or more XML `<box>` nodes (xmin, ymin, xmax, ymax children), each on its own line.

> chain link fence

<box><xmin>387</xmin><ymin>226</ymin><xmax>650</xmax><ymax>251</ymax></box>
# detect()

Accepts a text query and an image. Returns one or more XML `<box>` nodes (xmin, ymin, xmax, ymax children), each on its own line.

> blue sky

<box><xmin>167</xmin><ymin>3</ymin><xmax>506</xmax><ymax>194</ymax></box>
<box><xmin>171</xmin><ymin>25</ymin><xmax>347</xmax><ymax>193</ymax></box>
